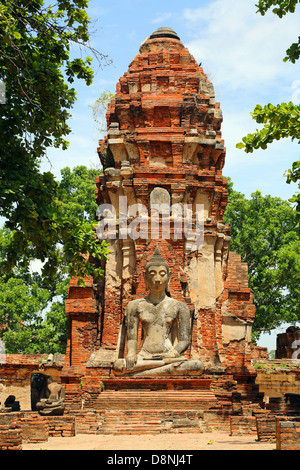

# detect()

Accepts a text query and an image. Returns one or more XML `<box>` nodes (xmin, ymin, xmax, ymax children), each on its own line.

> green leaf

<box><xmin>236</xmin><ymin>142</ymin><xmax>245</xmax><ymax>149</ymax></box>
<box><xmin>13</xmin><ymin>31</ymin><xmax>22</xmax><ymax>40</ymax></box>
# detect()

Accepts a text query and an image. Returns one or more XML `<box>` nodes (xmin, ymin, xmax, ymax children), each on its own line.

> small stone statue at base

<box><xmin>4</xmin><ymin>395</ymin><xmax>20</xmax><ymax>412</ymax></box>
<box><xmin>113</xmin><ymin>246</ymin><xmax>204</xmax><ymax>377</ymax></box>
<box><xmin>36</xmin><ymin>377</ymin><xmax>65</xmax><ymax>416</ymax></box>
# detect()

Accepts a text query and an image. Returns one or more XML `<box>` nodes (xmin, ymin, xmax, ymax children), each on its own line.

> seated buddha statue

<box><xmin>36</xmin><ymin>377</ymin><xmax>65</xmax><ymax>416</ymax></box>
<box><xmin>113</xmin><ymin>246</ymin><xmax>204</xmax><ymax>377</ymax></box>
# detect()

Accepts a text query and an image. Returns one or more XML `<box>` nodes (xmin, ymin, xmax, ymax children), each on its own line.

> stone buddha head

<box><xmin>144</xmin><ymin>246</ymin><xmax>171</xmax><ymax>294</ymax></box>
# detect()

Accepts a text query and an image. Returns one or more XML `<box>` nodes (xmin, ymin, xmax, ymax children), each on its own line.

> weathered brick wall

<box><xmin>255</xmin><ymin>366</ymin><xmax>300</xmax><ymax>400</ymax></box>
<box><xmin>72</xmin><ymin>409</ymin><xmax>213</xmax><ymax>435</ymax></box>
<box><xmin>256</xmin><ymin>416</ymin><xmax>276</xmax><ymax>441</ymax></box>
<box><xmin>0</xmin><ymin>412</ymin><xmax>75</xmax><ymax>448</ymax></box>
<box><xmin>64</xmin><ymin>276</ymin><xmax>98</xmax><ymax>371</ymax></box>
<box><xmin>20</xmin><ymin>414</ymin><xmax>75</xmax><ymax>442</ymax></box>
<box><xmin>0</xmin><ymin>419</ymin><xmax>22</xmax><ymax>450</ymax></box>
<box><xmin>220</xmin><ymin>252</ymin><xmax>256</xmax><ymax>373</ymax></box>
<box><xmin>229</xmin><ymin>416</ymin><xmax>257</xmax><ymax>436</ymax></box>
<box><xmin>0</xmin><ymin>355</ymin><xmax>63</xmax><ymax>411</ymax></box>
<box><xmin>276</xmin><ymin>417</ymin><xmax>300</xmax><ymax>450</ymax></box>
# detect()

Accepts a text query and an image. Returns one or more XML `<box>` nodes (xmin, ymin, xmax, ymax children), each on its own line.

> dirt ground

<box><xmin>22</xmin><ymin>431</ymin><xmax>276</xmax><ymax>451</ymax></box>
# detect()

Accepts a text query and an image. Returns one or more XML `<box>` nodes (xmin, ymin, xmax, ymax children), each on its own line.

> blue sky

<box><xmin>44</xmin><ymin>0</ymin><xmax>300</xmax><ymax>351</ymax></box>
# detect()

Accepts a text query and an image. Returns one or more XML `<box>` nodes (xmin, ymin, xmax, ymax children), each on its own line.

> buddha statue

<box><xmin>36</xmin><ymin>377</ymin><xmax>65</xmax><ymax>416</ymax></box>
<box><xmin>4</xmin><ymin>395</ymin><xmax>20</xmax><ymax>412</ymax></box>
<box><xmin>113</xmin><ymin>246</ymin><xmax>204</xmax><ymax>376</ymax></box>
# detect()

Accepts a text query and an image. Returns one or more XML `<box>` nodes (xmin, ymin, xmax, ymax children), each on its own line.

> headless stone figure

<box><xmin>36</xmin><ymin>377</ymin><xmax>65</xmax><ymax>416</ymax></box>
<box><xmin>113</xmin><ymin>247</ymin><xmax>204</xmax><ymax>377</ymax></box>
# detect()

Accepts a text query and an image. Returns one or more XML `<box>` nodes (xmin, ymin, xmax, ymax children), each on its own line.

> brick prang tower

<box><xmin>62</xmin><ymin>28</ymin><xmax>258</xmax><ymax>406</ymax></box>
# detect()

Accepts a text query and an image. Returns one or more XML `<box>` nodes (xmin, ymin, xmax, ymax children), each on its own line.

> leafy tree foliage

<box><xmin>91</xmin><ymin>90</ymin><xmax>116</xmax><ymax>168</ymax></box>
<box><xmin>0</xmin><ymin>0</ymin><xmax>109</xmax><ymax>283</ymax></box>
<box><xmin>224</xmin><ymin>179</ymin><xmax>300</xmax><ymax>339</ymax></box>
<box><xmin>0</xmin><ymin>165</ymin><xmax>102</xmax><ymax>354</ymax></box>
<box><xmin>59</xmin><ymin>165</ymin><xmax>99</xmax><ymax>224</ymax></box>
<box><xmin>0</xmin><ymin>275</ymin><xmax>68</xmax><ymax>354</ymax></box>
<box><xmin>0</xmin><ymin>225</ymin><xmax>69</xmax><ymax>353</ymax></box>
<box><xmin>256</xmin><ymin>1</ymin><xmax>300</xmax><ymax>62</ymax></box>
<box><xmin>91</xmin><ymin>90</ymin><xmax>116</xmax><ymax>134</ymax></box>
<box><xmin>238</xmin><ymin>1</ymin><xmax>300</xmax><ymax>218</ymax></box>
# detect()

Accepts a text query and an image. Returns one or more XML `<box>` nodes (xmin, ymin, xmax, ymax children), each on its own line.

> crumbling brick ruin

<box><xmin>276</xmin><ymin>326</ymin><xmax>300</xmax><ymax>359</ymax></box>
<box><xmin>60</xmin><ymin>26</ymin><xmax>262</xmax><ymax>420</ymax></box>
<box><xmin>1</xmin><ymin>27</ymin><xmax>300</xmax><ymax>450</ymax></box>
<box><xmin>63</xmin><ymin>26</ymin><xmax>256</xmax><ymax>380</ymax></box>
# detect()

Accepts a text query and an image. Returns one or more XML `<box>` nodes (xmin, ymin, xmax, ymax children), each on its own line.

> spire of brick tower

<box><xmin>64</xmin><ymin>28</ymin><xmax>257</xmax><ymax>384</ymax></box>
<box><xmin>149</xmin><ymin>27</ymin><xmax>180</xmax><ymax>40</ymax></box>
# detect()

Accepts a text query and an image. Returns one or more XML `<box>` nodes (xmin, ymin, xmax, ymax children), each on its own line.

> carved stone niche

<box><xmin>31</xmin><ymin>372</ymin><xmax>51</xmax><ymax>411</ymax></box>
<box><xmin>150</xmin><ymin>187</ymin><xmax>171</xmax><ymax>207</ymax></box>
<box><xmin>36</xmin><ymin>377</ymin><xmax>66</xmax><ymax>416</ymax></box>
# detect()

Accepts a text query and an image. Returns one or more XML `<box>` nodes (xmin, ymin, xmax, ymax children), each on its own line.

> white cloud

<box><xmin>179</xmin><ymin>0</ymin><xmax>300</xmax><ymax>200</ymax></box>
<box><xmin>183</xmin><ymin>0</ymin><xmax>300</xmax><ymax>92</ymax></box>
<box><xmin>151</xmin><ymin>12</ymin><xmax>173</xmax><ymax>24</ymax></box>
